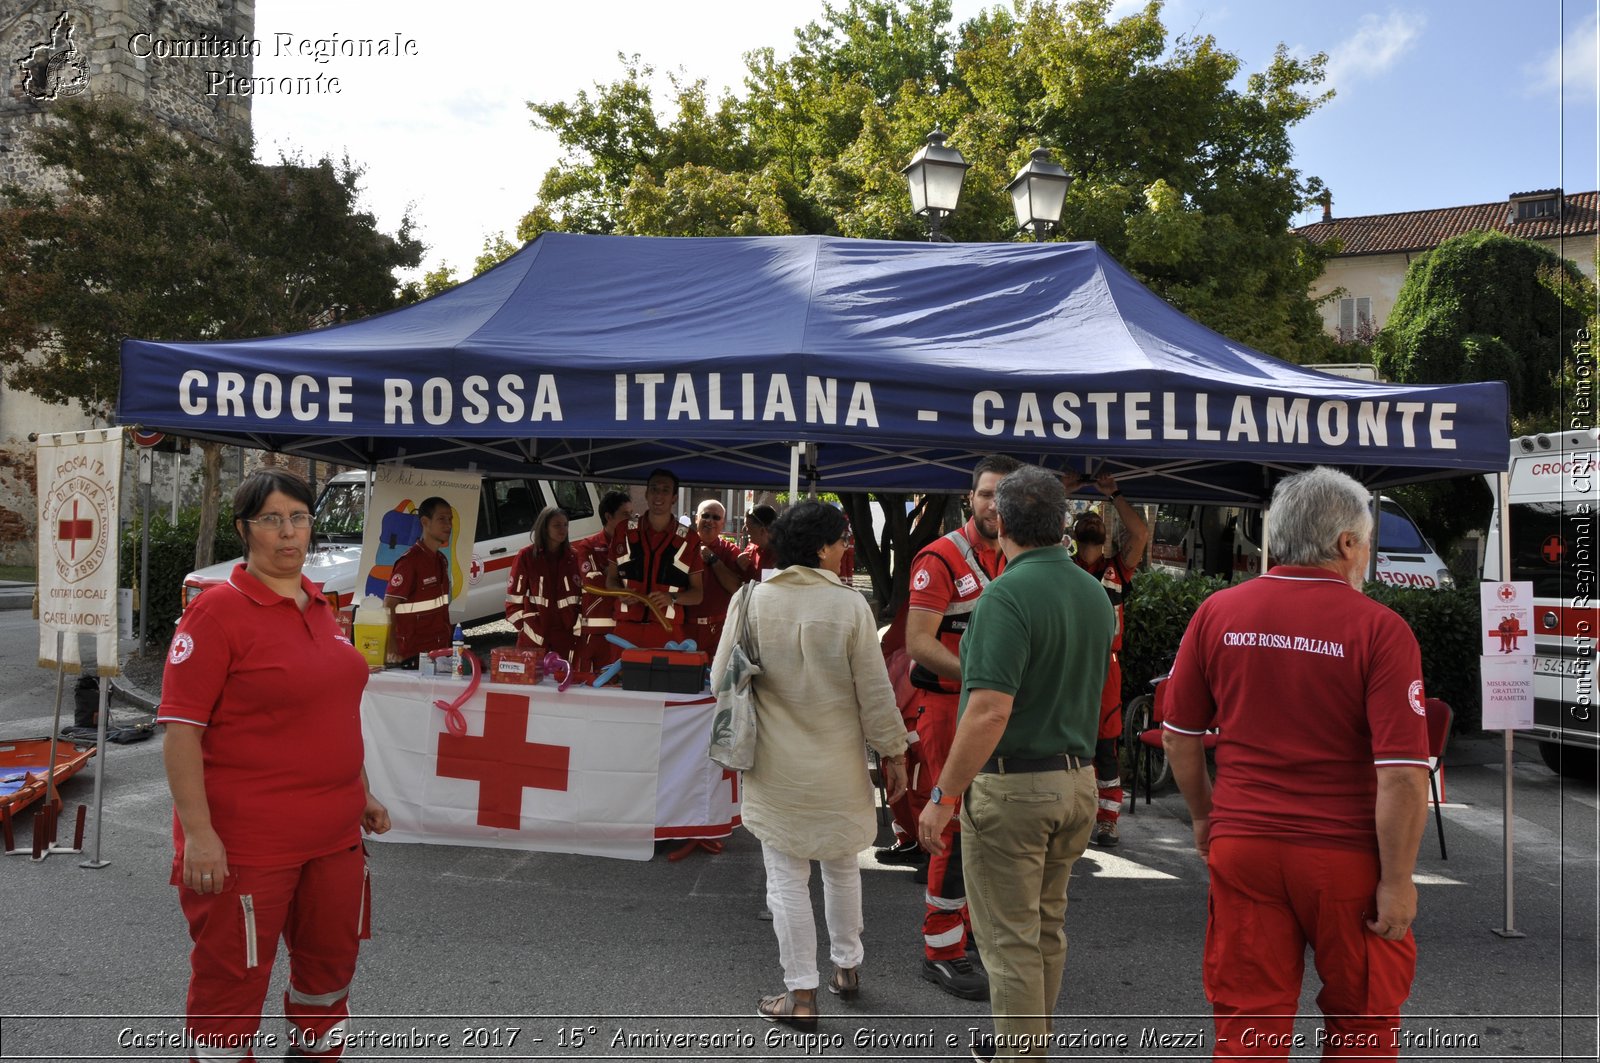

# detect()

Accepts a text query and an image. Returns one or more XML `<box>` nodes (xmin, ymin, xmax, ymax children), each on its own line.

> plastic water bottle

<box><xmin>451</xmin><ymin>624</ymin><xmax>465</xmax><ymax>677</ymax></box>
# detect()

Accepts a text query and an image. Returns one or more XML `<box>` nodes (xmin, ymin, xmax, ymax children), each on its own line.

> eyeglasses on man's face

<box><xmin>247</xmin><ymin>512</ymin><xmax>313</xmax><ymax>531</ymax></box>
<box><xmin>698</xmin><ymin>512</ymin><xmax>725</xmax><ymax>522</ymax></box>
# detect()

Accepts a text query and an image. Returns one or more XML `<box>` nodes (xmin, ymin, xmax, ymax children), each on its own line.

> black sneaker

<box><xmin>970</xmin><ymin>1034</ymin><xmax>996</xmax><ymax>1061</ymax></box>
<box><xmin>913</xmin><ymin>861</ymin><xmax>929</xmax><ymax>885</ymax></box>
<box><xmin>875</xmin><ymin>838</ymin><xmax>925</xmax><ymax>866</ymax></box>
<box><xmin>922</xmin><ymin>956</ymin><xmax>990</xmax><ymax>1000</ymax></box>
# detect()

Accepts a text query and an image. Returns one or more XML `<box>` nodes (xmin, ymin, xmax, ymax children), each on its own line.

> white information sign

<box><xmin>1480</xmin><ymin>655</ymin><xmax>1536</xmax><ymax>730</ymax></box>
<box><xmin>1480</xmin><ymin>581</ymin><xmax>1535</xmax><ymax>657</ymax></box>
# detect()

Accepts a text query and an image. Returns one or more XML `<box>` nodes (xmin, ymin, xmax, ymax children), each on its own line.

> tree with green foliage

<box><xmin>506</xmin><ymin>0</ymin><xmax>1338</xmax><ymax>610</ymax></box>
<box><xmin>1374</xmin><ymin>229</ymin><xmax>1593</xmax><ymax>431</ymax></box>
<box><xmin>516</xmin><ymin>0</ymin><xmax>1334</xmax><ymax>358</ymax></box>
<box><xmin>1371</xmin><ymin>229</ymin><xmax>1594</xmax><ymax>567</ymax></box>
<box><xmin>0</xmin><ymin>99</ymin><xmax>423</xmax><ymax>566</ymax></box>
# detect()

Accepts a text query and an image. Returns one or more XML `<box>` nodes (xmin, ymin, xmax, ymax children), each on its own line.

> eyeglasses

<box><xmin>698</xmin><ymin>513</ymin><xmax>725</xmax><ymax>522</ymax></box>
<box><xmin>246</xmin><ymin>513</ymin><xmax>313</xmax><ymax>530</ymax></box>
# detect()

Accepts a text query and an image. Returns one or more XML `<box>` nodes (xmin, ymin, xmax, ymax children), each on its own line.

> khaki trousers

<box><xmin>961</xmin><ymin>766</ymin><xmax>1095</xmax><ymax>1061</ymax></box>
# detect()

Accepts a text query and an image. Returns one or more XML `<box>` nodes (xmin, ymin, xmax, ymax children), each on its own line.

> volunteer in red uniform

<box><xmin>685</xmin><ymin>498</ymin><xmax>747</xmax><ymax>653</ymax></box>
<box><xmin>902</xmin><ymin>454</ymin><xmax>1021</xmax><ymax>1002</ymax></box>
<box><xmin>571</xmin><ymin>490</ymin><xmax>633</xmax><ymax>672</ymax></box>
<box><xmin>158</xmin><ymin>468</ymin><xmax>390</xmax><ymax>1062</ymax></box>
<box><xmin>740</xmin><ymin>505</ymin><xmax>779</xmax><ymax>580</ymax></box>
<box><xmin>505</xmin><ymin>506</ymin><xmax>582</xmax><ymax>659</ymax></box>
<box><xmin>1069</xmin><ymin>471</ymin><xmax>1149</xmax><ymax>849</ymax></box>
<box><xmin>383</xmin><ymin>496</ymin><xmax>454</xmax><ymax>666</ymax></box>
<box><xmin>606</xmin><ymin>467</ymin><xmax>704</xmax><ymax>649</ymax></box>
<box><xmin>1163</xmin><ymin>466</ymin><xmax>1431</xmax><ymax>1061</ymax></box>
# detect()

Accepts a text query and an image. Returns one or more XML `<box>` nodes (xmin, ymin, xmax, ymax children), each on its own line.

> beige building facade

<box><xmin>1295</xmin><ymin>189</ymin><xmax>1599</xmax><ymax>343</ymax></box>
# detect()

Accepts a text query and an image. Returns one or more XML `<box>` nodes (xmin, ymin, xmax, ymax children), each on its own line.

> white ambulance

<box><xmin>181</xmin><ymin>471</ymin><xmax>603</xmax><ymax>626</ymax></box>
<box><xmin>1482</xmin><ymin>429</ymin><xmax>1600</xmax><ymax>778</ymax></box>
<box><xmin>1148</xmin><ymin>496</ymin><xmax>1453</xmax><ymax>589</ymax></box>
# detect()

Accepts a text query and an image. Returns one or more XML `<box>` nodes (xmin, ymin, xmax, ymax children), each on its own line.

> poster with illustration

<box><xmin>357</xmin><ymin>465</ymin><xmax>482</xmax><ymax>620</ymax></box>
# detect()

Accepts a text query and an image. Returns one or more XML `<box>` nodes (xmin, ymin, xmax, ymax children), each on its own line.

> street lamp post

<box><xmin>1006</xmin><ymin>147</ymin><xmax>1071</xmax><ymax>241</ymax></box>
<box><xmin>904</xmin><ymin>131</ymin><xmax>1070</xmax><ymax>242</ymax></box>
<box><xmin>901</xmin><ymin>128</ymin><xmax>970</xmax><ymax>242</ymax></box>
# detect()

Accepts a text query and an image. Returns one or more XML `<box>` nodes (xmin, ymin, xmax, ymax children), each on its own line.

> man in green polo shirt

<box><xmin>917</xmin><ymin>464</ymin><xmax>1114</xmax><ymax>1063</ymax></box>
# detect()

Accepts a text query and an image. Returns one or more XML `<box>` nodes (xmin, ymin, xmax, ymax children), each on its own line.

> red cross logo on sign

<box><xmin>57</xmin><ymin>498</ymin><xmax>94</xmax><ymax>559</ymax></box>
<box><xmin>1542</xmin><ymin>536</ymin><xmax>1565</xmax><ymax>564</ymax></box>
<box><xmin>435</xmin><ymin>691</ymin><xmax>571</xmax><ymax>829</ymax></box>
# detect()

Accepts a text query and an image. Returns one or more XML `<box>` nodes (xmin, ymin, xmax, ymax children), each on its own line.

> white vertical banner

<box><xmin>36</xmin><ymin>428</ymin><xmax>123</xmax><ymax>674</ymax></box>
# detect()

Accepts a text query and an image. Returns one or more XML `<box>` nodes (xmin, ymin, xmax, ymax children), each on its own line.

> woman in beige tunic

<box><xmin>712</xmin><ymin>501</ymin><xmax>909</xmax><ymax>1031</ymax></box>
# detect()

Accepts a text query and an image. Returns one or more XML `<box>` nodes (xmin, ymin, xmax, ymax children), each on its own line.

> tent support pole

<box><xmin>1492</xmin><ymin>470</ymin><xmax>1522</xmax><ymax>938</ymax></box>
<box><xmin>789</xmin><ymin>443</ymin><xmax>801</xmax><ymax>502</ymax></box>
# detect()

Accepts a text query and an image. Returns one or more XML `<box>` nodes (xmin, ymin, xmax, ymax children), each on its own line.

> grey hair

<box><xmin>1266</xmin><ymin>467</ymin><xmax>1373</xmax><ymax>566</ymax></box>
<box><xmin>995</xmin><ymin>465</ymin><xmax>1068</xmax><ymax>548</ymax></box>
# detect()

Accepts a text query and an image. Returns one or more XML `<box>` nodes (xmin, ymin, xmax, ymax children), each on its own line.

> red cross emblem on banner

<box><xmin>436</xmin><ymin>691</ymin><xmax>570</xmax><ymax>828</ymax></box>
<box><xmin>1542</xmin><ymin>536</ymin><xmax>1565</xmax><ymax>564</ymax></box>
<box><xmin>57</xmin><ymin>498</ymin><xmax>95</xmax><ymax>559</ymax></box>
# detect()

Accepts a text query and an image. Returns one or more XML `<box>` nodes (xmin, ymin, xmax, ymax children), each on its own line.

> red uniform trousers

<box><xmin>910</xmin><ymin>689</ymin><xmax>971</xmax><ymax>961</ymax></box>
<box><xmin>1206</xmin><ymin>837</ymin><xmax>1415</xmax><ymax>1061</ymax></box>
<box><xmin>1093</xmin><ymin>652</ymin><xmax>1124</xmax><ymax>826</ymax></box>
<box><xmin>688</xmin><ymin>614</ymin><xmax>725</xmax><ymax>657</ymax></box>
<box><xmin>175</xmin><ymin>844</ymin><xmax>371</xmax><ymax>1061</ymax></box>
<box><xmin>883</xmin><ymin>651</ymin><xmax>921</xmax><ymax>844</ymax></box>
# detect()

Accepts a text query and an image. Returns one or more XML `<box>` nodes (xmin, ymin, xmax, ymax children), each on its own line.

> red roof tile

<box><xmin>1294</xmin><ymin>191</ymin><xmax>1599</xmax><ymax>256</ymax></box>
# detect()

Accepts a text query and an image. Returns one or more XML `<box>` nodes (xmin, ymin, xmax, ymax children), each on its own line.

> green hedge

<box><xmin>1363</xmin><ymin>583</ymin><xmax>1482</xmax><ymax>730</ymax></box>
<box><xmin>1121</xmin><ymin>572</ymin><xmax>1482</xmax><ymax>732</ymax></box>
<box><xmin>120</xmin><ymin>507</ymin><xmax>242</xmax><ymax>646</ymax></box>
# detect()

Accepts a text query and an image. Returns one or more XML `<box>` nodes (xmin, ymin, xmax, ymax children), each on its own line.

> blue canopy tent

<box><xmin>118</xmin><ymin>234</ymin><xmax>1509</xmax><ymax>502</ymax></box>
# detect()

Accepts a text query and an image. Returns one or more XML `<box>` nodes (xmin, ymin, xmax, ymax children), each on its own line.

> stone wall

<box><xmin>1</xmin><ymin>0</ymin><xmax>256</xmax><ymax>566</ymax></box>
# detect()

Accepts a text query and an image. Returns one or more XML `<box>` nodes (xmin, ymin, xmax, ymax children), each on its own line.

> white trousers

<box><xmin>761</xmin><ymin>844</ymin><xmax>865</xmax><ymax>991</ymax></box>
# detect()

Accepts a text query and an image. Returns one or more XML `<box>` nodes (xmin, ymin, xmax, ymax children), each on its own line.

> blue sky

<box><xmin>249</xmin><ymin>0</ymin><xmax>1598</xmax><ymax>276</ymax></box>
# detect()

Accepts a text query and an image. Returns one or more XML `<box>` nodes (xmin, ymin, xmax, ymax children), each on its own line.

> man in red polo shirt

<box><xmin>902</xmin><ymin>453</ymin><xmax>1021</xmax><ymax>1002</ymax></box>
<box><xmin>384</xmin><ymin>496</ymin><xmax>454</xmax><ymax>666</ymax></box>
<box><xmin>1163</xmin><ymin>466</ymin><xmax>1430</xmax><ymax>1061</ymax></box>
<box><xmin>606</xmin><ymin>468</ymin><xmax>704</xmax><ymax>649</ymax></box>
<box><xmin>685</xmin><ymin>498</ymin><xmax>747</xmax><ymax>653</ymax></box>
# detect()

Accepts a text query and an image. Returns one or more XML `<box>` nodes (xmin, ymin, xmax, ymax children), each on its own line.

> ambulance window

<box><xmin>1509</xmin><ymin>501</ymin><xmax>1587</xmax><ymax>598</ymax></box>
<box><xmin>491</xmin><ymin>479</ymin><xmax>539</xmax><ymax>539</ymax></box>
<box><xmin>1376</xmin><ymin>503</ymin><xmax>1428</xmax><ymax>553</ymax></box>
<box><xmin>313</xmin><ymin>480</ymin><xmax>366</xmax><ymax>541</ymax></box>
<box><xmin>547</xmin><ymin>480</ymin><xmax>595</xmax><ymax>522</ymax></box>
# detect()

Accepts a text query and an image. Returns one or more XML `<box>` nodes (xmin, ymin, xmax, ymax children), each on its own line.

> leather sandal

<box><xmin>757</xmin><ymin>988</ymin><xmax>818</xmax><ymax>1031</ymax></box>
<box><xmin>827</xmin><ymin>966</ymin><xmax>859</xmax><ymax>1000</ymax></box>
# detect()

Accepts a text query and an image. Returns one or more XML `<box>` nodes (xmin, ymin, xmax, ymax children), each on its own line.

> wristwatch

<box><xmin>928</xmin><ymin>785</ymin><xmax>961</xmax><ymax>807</ymax></box>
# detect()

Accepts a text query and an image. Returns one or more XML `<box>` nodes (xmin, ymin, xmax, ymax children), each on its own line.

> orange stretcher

<box><xmin>0</xmin><ymin>736</ymin><xmax>95</xmax><ymax>817</ymax></box>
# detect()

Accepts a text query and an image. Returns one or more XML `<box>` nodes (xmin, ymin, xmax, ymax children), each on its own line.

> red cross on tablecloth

<box><xmin>436</xmin><ymin>690</ymin><xmax>570</xmax><ymax>829</ymax></box>
<box><xmin>57</xmin><ymin>499</ymin><xmax>94</xmax><ymax>559</ymax></box>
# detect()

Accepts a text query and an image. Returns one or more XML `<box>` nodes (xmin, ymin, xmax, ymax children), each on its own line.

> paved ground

<box><xmin>1</xmin><ymin>604</ymin><xmax>1596</xmax><ymax>1061</ymax></box>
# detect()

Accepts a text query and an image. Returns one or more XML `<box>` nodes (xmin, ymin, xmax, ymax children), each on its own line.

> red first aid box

<box><xmin>619</xmin><ymin>648</ymin><xmax>707</xmax><ymax>694</ymax></box>
<box><xmin>490</xmin><ymin>647</ymin><xmax>544</xmax><ymax>685</ymax></box>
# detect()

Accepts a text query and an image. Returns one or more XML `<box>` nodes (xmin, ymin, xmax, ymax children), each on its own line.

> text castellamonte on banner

<box><xmin>124</xmin><ymin>31</ymin><xmax>420</xmax><ymax>97</ymax></box>
<box><xmin>168</xmin><ymin>367</ymin><xmax>1466</xmax><ymax>452</ymax></box>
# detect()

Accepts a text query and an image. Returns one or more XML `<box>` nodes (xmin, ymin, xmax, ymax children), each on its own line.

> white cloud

<box><xmin>1324</xmin><ymin>10</ymin><xmax>1426</xmax><ymax>90</ymax></box>
<box><xmin>1527</xmin><ymin>10</ymin><xmax>1598</xmax><ymax>101</ymax></box>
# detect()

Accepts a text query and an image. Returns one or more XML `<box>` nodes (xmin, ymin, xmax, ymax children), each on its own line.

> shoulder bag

<box><xmin>709</xmin><ymin>583</ymin><xmax>762</xmax><ymax>771</ymax></box>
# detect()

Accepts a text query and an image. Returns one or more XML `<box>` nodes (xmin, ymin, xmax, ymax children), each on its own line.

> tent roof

<box><xmin>118</xmin><ymin>233</ymin><xmax>1509</xmax><ymax>502</ymax></box>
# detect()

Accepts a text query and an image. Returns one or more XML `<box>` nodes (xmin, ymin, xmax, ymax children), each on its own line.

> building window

<box><xmin>1338</xmin><ymin>296</ymin><xmax>1373</xmax><ymax>343</ymax></box>
<box><xmin>1515</xmin><ymin>197</ymin><xmax>1558</xmax><ymax>221</ymax></box>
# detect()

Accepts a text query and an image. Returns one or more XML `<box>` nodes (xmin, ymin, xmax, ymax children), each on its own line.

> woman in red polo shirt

<box><xmin>505</xmin><ymin>505</ymin><xmax>582</xmax><ymax>659</ymax></box>
<box><xmin>157</xmin><ymin>468</ymin><xmax>389</xmax><ymax>1060</ymax></box>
